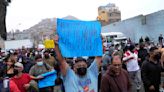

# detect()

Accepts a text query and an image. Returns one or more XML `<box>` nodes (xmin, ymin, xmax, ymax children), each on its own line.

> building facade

<box><xmin>102</xmin><ymin>10</ymin><xmax>164</xmax><ymax>43</ymax></box>
<box><xmin>98</xmin><ymin>3</ymin><xmax>121</xmax><ymax>26</ymax></box>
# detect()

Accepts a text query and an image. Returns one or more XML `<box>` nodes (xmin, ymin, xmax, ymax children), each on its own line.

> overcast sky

<box><xmin>6</xmin><ymin>0</ymin><xmax>164</xmax><ymax>32</ymax></box>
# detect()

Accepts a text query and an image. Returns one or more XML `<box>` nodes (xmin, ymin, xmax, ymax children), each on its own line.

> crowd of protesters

<box><xmin>0</xmin><ymin>34</ymin><xmax>164</xmax><ymax>92</ymax></box>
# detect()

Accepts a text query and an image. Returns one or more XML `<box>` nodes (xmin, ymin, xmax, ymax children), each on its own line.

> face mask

<box><xmin>105</xmin><ymin>51</ymin><xmax>109</xmax><ymax>55</ymax></box>
<box><xmin>37</xmin><ymin>61</ymin><xmax>43</xmax><ymax>66</ymax></box>
<box><xmin>35</xmin><ymin>52</ymin><xmax>38</xmax><ymax>55</ymax></box>
<box><xmin>118</xmin><ymin>46</ymin><xmax>121</xmax><ymax>50</ymax></box>
<box><xmin>13</xmin><ymin>69</ymin><xmax>19</xmax><ymax>75</ymax></box>
<box><xmin>136</xmin><ymin>47</ymin><xmax>139</xmax><ymax>50</ymax></box>
<box><xmin>44</xmin><ymin>55</ymin><xmax>49</xmax><ymax>59</ymax></box>
<box><xmin>140</xmin><ymin>47</ymin><xmax>144</xmax><ymax>49</ymax></box>
<box><xmin>154</xmin><ymin>53</ymin><xmax>161</xmax><ymax>61</ymax></box>
<box><xmin>77</xmin><ymin>67</ymin><xmax>87</xmax><ymax>76</ymax></box>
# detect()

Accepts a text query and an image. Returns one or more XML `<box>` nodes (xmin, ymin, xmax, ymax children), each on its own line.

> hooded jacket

<box><xmin>101</xmin><ymin>67</ymin><xmax>132</xmax><ymax>92</ymax></box>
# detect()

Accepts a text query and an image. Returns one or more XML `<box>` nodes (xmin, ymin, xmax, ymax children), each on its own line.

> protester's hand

<box><xmin>54</xmin><ymin>35</ymin><xmax>59</xmax><ymax>43</ymax></box>
<box><xmin>24</xmin><ymin>84</ymin><xmax>30</xmax><ymax>90</ymax></box>
<box><xmin>36</xmin><ymin>75</ymin><xmax>44</xmax><ymax>80</ymax></box>
<box><xmin>149</xmin><ymin>85</ymin><xmax>155</xmax><ymax>91</ymax></box>
<box><xmin>138</xmin><ymin>58</ymin><xmax>141</xmax><ymax>61</ymax></box>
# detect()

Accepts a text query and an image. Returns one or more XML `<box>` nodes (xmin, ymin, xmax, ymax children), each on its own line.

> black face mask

<box><xmin>13</xmin><ymin>69</ymin><xmax>19</xmax><ymax>75</ymax></box>
<box><xmin>154</xmin><ymin>53</ymin><xmax>161</xmax><ymax>61</ymax></box>
<box><xmin>44</xmin><ymin>55</ymin><xmax>49</xmax><ymax>59</ymax></box>
<box><xmin>77</xmin><ymin>67</ymin><xmax>87</xmax><ymax>76</ymax></box>
<box><xmin>140</xmin><ymin>47</ymin><xmax>144</xmax><ymax>49</ymax></box>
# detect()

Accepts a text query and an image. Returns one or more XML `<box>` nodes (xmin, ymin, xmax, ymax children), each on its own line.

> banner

<box><xmin>38</xmin><ymin>70</ymin><xmax>57</xmax><ymax>88</ymax></box>
<box><xmin>57</xmin><ymin>19</ymin><xmax>103</xmax><ymax>57</ymax></box>
<box><xmin>44</xmin><ymin>40</ymin><xmax>55</xmax><ymax>49</ymax></box>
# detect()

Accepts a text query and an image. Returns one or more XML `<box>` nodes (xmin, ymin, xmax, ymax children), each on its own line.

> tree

<box><xmin>0</xmin><ymin>0</ymin><xmax>11</xmax><ymax>40</ymax></box>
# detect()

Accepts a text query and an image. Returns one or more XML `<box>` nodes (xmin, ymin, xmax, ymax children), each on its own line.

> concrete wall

<box><xmin>102</xmin><ymin>10</ymin><xmax>164</xmax><ymax>43</ymax></box>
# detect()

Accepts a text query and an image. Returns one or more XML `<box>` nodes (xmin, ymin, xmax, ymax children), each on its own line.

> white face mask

<box><xmin>37</xmin><ymin>61</ymin><xmax>43</xmax><ymax>66</ymax></box>
<box><xmin>35</xmin><ymin>52</ymin><xmax>38</xmax><ymax>55</ymax></box>
<box><xmin>118</xmin><ymin>46</ymin><xmax>121</xmax><ymax>50</ymax></box>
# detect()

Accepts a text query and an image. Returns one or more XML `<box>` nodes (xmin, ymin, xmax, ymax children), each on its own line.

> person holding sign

<box><xmin>10</xmin><ymin>62</ymin><xmax>43</xmax><ymax>92</ymax></box>
<box><xmin>29</xmin><ymin>54</ymin><xmax>54</xmax><ymax>92</ymax></box>
<box><xmin>54</xmin><ymin>35</ymin><xmax>102</xmax><ymax>92</ymax></box>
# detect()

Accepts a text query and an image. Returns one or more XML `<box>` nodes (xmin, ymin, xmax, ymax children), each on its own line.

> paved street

<box><xmin>131</xmin><ymin>81</ymin><xmax>145</xmax><ymax>92</ymax></box>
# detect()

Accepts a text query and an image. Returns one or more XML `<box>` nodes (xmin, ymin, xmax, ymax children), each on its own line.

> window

<box><xmin>117</xmin><ymin>19</ymin><xmax>120</xmax><ymax>21</ymax></box>
<box><xmin>141</xmin><ymin>16</ymin><xmax>146</xmax><ymax>25</ymax></box>
<box><xmin>110</xmin><ymin>13</ymin><xmax>112</xmax><ymax>16</ymax></box>
<box><xmin>101</xmin><ymin>11</ymin><xmax>105</xmax><ymax>13</ymax></box>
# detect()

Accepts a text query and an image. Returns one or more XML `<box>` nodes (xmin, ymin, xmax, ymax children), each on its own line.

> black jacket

<box><xmin>141</xmin><ymin>60</ymin><xmax>161</xmax><ymax>90</ymax></box>
<box><xmin>138</xmin><ymin>48</ymin><xmax>148</xmax><ymax>66</ymax></box>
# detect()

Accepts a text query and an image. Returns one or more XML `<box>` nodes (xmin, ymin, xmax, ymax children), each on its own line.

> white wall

<box><xmin>102</xmin><ymin>10</ymin><xmax>164</xmax><ymax>43</ymax></box>
<box><xmin>4</xmin><ymin>39</ymin><xmax>33</xmax><ymax>50</ymax></box>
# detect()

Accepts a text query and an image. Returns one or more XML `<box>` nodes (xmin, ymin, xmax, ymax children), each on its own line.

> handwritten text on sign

<box><xmin>57</xmin><ymin>19</ymin><xmax>103</xmax><ymax>57</ymax></box>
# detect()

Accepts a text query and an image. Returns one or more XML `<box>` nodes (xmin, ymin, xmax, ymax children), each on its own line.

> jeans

<box><xmin>129</xmin><ymin>70</ymin><xmax>142</xmax><ymax>90</ymax></box>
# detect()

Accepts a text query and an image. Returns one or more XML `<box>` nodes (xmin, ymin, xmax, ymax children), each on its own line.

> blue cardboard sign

<box><xmin>57</xmin><ymin>19</ymin><xmax>103</xmax><ymax>57</ymax></box>
<box><xmin>38</xmin><ymin>70</ymin><xmax>57</xmax><ymax>88</ymax></box>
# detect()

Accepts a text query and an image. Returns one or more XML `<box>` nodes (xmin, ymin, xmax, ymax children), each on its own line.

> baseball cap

<box><xmin>14</xmin><ymin>62</ymin><xmax>24</xmax><ymax>68</ymax></box>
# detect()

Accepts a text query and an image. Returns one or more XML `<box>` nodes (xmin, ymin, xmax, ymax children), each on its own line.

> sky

<box><xmin>6</xmin><ymin>0</ymin><xmax>164</xmax><ymax>32</ymax></box>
